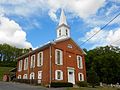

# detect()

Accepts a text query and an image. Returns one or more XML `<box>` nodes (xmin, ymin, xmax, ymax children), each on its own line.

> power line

<box><xmin>80</xmin><ymin>12</ymin><xmax>120</xmax><ymax>46</ymax></box>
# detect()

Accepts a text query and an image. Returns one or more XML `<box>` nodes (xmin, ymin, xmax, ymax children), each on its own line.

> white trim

<box><xmin>30</xmin><ymin>55</ymin><xmax>35</xmax><ymax>68</ymax></box>
<box><xmin>78</xmin><ymin>73</ymin><xmax>84</xmax><ymax>81</ymax></box>
<box><xmin>30</xmin><ymin>72</ymin><xmax>35</xmax><ymax>79</ymax></box>
<box><xmin>38</xmin><ymin>71</ymin><xmax>42</xmax><ymax>79</ymax></box>
<box><xmin>55</xmin><ymin>49</ymin><xmax>63</xmax><ymax>65</ymax></box>
<box><xmin>77</xmin><ymin>55</ymin><xmax>83</xmax><ymax>69</ymax></box>
<box><xmin>18</xmin><ymin>60</ymin><xmax>22</xmax><ymax>71</ymax></box>
<box><xmin>23</xmin><ymin>74</ymin><xmax>28</xmax><ymax>79</ymax></box>
<box><xmin>67</xmin><ymin>68</ymin><xmax>75</xmax><ymax>84</ymax></box>
<box><xmin>24</xmin><ymin>57</ymin><xmax>28</xmax><ymax>70</ymax></box>
<box><xmin>37</xmin><ymin>52</ymin><xmax>43</xmax><ymax>67</ymax></box>
<box><xmin>55</xmin><ymin>70</ymin><xmax>63</xmax><ymax>80</ymax></box>
<box><xmin>18</xmin><ymin>75</ymin><xmax>21</xmax><ymax>79</ymax></box>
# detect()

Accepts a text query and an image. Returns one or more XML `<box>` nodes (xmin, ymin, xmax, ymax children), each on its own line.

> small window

<box><xmin>59</xmin><ymin>29</ymin><xmax>61</xmax><ymax>36</ymax></box>
<box><xmin>55</xmin><ymin>70</ymin><xmax>63</xmax><ymax>80</ymax></box>
<box><xmin>30</xmin><ymin>72</ymin><xmax>35</xmax><ymax>79</ymax></box>
<box><xmin>78</xmin><ymin>73</ymin><xmax>84</xmax><ymax>81</ymax></box>
<box><xmin>38</xmin><ymin>71</ymin><xmax>42</xmax><ymax>79</ymax></box>
<box><xmin>37</xmin><ymin>52</ymin><xmax>43</xmax><ymax>67</ymax></box>
<box><xmin>55</xmin><ymin>49</ymin><xmax>63</xmax><ymax>65</ymax></box>
<box><xmin>77</xmin><ymin>56</ymin><xmax>83</xmax><ymax>69</ymax></box>
<box><xmin>23</xmin><ymin>74</ymin><xmax>28</xmax><ymax>79</ymax></box>
<box><xmin>18</xmin><ymin>75</ymin><xmax>21</xmax><ymax>79</ymax></box>
<box><xmin>66</xmin><ymin>29</ymin><xmax>68</xmax><ymax>35</ymax></box>
<box><xmin>24</xmin><ymin>57</ymin><xmax>28</xmax><ymax>70</ymax></box>
<box><xmin>30</xmin><ymin>55</ymin><xmax>35</xmax><ymax>68</ymax></box>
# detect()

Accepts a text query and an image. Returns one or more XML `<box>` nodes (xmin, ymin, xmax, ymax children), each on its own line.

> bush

<box><xmin>76</xmin><ymin>81</ymin><xmax>88</xmax><ymax>87</ymax></box>
<box><xmin>51</xmin><ymin>82</ymin><xmax>73</xmax><ymax>87</ymax></box>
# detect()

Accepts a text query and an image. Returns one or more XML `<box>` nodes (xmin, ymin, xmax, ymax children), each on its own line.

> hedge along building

<box><xmin>16</xmin><ymin>9</ymin><xmax>86</xmax><ymax>85</ymax></box>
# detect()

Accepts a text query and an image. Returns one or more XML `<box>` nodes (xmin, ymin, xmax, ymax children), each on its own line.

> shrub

<box><xmin>76</xmin><ymin>81</ymin><xmax>88</xmax><ymax>87</ymax></box>
<box><xmin>51</xmin><ymin>82</ymin><xmax>73</xmax><ymax>87</ymax></box>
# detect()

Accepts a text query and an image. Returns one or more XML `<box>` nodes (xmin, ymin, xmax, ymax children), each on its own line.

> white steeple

<box><xmin>59</xmin><ymin>9</ymin><xmax>67</xmax><ymax>26</ymax></box>
<box><xmin>56</xmin><ymin>9</ymin><xmax>70</xmax><ymax>40</ymax></box>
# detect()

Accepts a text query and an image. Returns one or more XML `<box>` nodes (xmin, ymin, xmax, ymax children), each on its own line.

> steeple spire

<box><xmin>56</xmin><ymin>9</ymin><xmax>70</xmax><ymax>40</ymax></box>
<box><xmin>59</xmin><ymin>9</ymin><xmax>67</xmax><ymax>26</ymax></box>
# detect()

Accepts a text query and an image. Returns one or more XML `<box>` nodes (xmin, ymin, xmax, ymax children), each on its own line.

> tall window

<box><xmin>37</xmin><ymin>52</ymin><xmax>43</xmax><ymax>67</ymax></box>
<box><xmin>66</xmin><ymin>29</ymin><xmax>68</xmax><ymax>35</ymax></box>
<box><xmin>77</xmin><ymin>56</ymin><xmax>83</xmax><ymax>69</ymax></box>
<box><xmin>30</xmin><ymin>72</ymin><xmax>35</xmax><ymax>79</ymax></box>
<box><xmin>24</xmin><ymin>57</ymin><xmax>28</xmax><ymax>70</ymax></box>
<box><xmin>55</xmin><ymin>70</ymin><xmax>63</xmax><ymax>80</ymax></box>
<box><xmin>59</xmin><ymin>29</ymin><xmax>61</xmax><ymax>36</ymax></box>
<box><xmin>78</xmin><ymin>73</ymin><xmax>84</xmax><ymax>81</ymax></box>
<box><xmin>18</xmin><ymin>60</ymin><xmax>22</xmax><ymax>71</ymax></box>
<box><xmin>55</xmin><ymin>49</ymin><xmax>63</xmax><ymax>65</ymax></box>
<box><xmin>23</xmin><ymin>74</ymin><xmax>28</xmax><ymax>79</ymax></box>
<box><xmin>38</xmin><ymin>71</ymin><xmax>42</xmax><ymax>79</ymax></box>
<box><xmin>30</xmin><ymin>55</ymin><xmax>35</xmax><ymax>68</ymax></box>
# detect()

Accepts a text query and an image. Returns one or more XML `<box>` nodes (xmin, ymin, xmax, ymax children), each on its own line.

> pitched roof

<box><xmin>17</xmin><ymin>37</ymin><xmax>86</xmax><ymax>60</ymax></box>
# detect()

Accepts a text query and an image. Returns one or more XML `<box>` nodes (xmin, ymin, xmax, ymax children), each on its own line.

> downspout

<box><xmin>49</xmin><ymin>44</ymin><xmax>52</xmax><ymax>87</ymax></box>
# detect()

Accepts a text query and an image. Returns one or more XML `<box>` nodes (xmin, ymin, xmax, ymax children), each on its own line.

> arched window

<box><xmin>55</xmin><ymin>49</ymin><xmax>63</xmax><ymax>65</ymax></box>
<box><xmin>66</xmin><ymin>29</ymin><xmax>68</xmax><ymax>35</ymax></box>
<box><xmin>78</xmin><ymin>73</ymin><xmax>84</xmax><ymax>81</ymax></box>
<box><xmin>77</xmin><ymin>55</ymin><xmax>83</xmax><ymax>69</ymax></box>
<box><xmin>30</xmin><ymin>72</ymin><xmax>35</xmax><ymax>79</ymax></box>
<box><xmin>55</xmin><ymin>70</ymin><xmax>63</xmax><ymax>80</ymax></box>
<box><xmin>59</xmin><ymin>29</ymin><xmax>61</xmax><ymax>36</ymax></box>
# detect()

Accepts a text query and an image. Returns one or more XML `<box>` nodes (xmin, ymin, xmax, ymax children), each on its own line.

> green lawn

<box><xmin>66</xmin><ymin>87</ymin><xmax>119</xmax><ymax>90</ymax></box>
<box><xmin>0</xmin><ymin>67</ymin><xmax>13</xmax><ymax>81</ymax></box>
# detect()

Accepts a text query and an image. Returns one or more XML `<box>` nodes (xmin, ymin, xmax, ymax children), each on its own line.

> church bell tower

<box><xmin>56</xmin><ymin>9</ymin><xmax>70</xmax><ymax>40</ymax></box>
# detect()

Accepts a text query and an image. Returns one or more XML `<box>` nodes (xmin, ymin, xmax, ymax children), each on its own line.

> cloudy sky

<box><xmin>0</xmin><ymin>0</ymin><xmax>120</xmax><ymax>50</ymax></box>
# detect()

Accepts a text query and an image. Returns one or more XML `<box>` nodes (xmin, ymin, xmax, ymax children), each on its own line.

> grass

<box><xmin>0</xmin><ymin>67</ymin><xmax>13</xmax><ymax>81</ymax></box>
<box><xmin>66</xmin><ymin>87</ymin><xmax>119</xmax><ymax>90</ymax></box>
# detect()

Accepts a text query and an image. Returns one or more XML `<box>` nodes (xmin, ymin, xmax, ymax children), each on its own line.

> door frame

<box><xmin>67</xmin><ymin>67</ymin><xmax>75</xmax><ymax>84</ymax></box>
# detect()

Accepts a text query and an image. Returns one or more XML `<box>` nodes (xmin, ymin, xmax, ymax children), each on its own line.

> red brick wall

<box><xmin>16</xmin><ymin>38</ymin><xmax>86</xmax><ymax>85</ymax></box>
<box><xmin>51</xmin><ymin>39</ymin><xmax>86</xmax><ymax>83</ymax></box>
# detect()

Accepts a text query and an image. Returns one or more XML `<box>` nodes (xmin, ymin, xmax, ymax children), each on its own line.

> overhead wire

<box><xmin>80</xmin><ymin>12</ymin><xmax>120</xmax><ymax>46</ymax></box>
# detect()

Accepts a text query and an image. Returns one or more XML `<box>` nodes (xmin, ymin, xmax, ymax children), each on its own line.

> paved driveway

<box><xmin>0</xmin><ymin>81</ymin><xmax>65</xmax><ymax>90</ymax></box>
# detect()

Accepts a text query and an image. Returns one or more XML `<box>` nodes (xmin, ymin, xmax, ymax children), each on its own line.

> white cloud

<box><xmin>0</xmin><ymin>0</ymin><xmax>105</xmax><ymax>20</ymax></box>
<box><xmin>0</xmin><ymin>15</ymin><xmax>32</xmax><ymax>48</ymax></box>
<box><xmin>79</xmin><ymin>27</ymin><xmax>120</xmax><ymax>49</ymax></box>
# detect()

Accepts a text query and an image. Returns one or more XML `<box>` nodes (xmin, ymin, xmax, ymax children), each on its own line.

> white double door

<box><xmin>68</xmin><ymin>68</ymin><xmax>75</xmax><ymax>84</ymax></box>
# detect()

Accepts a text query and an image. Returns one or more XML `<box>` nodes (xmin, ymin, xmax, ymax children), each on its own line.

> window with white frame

<box><xmin>38</xmin><ymin>71</ymin><xmax>42</xmax><ymax>79</ymax></box>
<box><xmin>55</xmin><ymin>70</ymin><xmax>63</xmax><ymax>80</ymax></box>
<box><xmin>23</xmin><ymin>74</ymin><xmax>28</xmax><ymax>79</ymax></box>
<box><xmin>66</xmin><ymin>29</ymin><xmax>68</xmax><ymax>36</ymax></box>
<box><xmin>18</xmin><ymin>60</ymin><xmax>22</xmax><ymax>71</ymax></box>
<box><xmin>55</xmin><ymin>49</ymin><xmax>63</xmax><ymax>65</ymax></box>
<box><xmin>24</xmin><ymin>57</ymin><xmax>28</xmax><ymax>70</ymax></box>
<box><xmin>18</xmin><ymin>75</ymin><xmax>21</xmax><ymax>79</ymax></box>
<box><xmin>30</xmin><ymin>72</ymin><xmax>35</xmax><ymax>79</ymax></box>
<box><xmin>30</xmin><ymin>55</ymin><xmax>35</xmax><ymax>68</ymax></box>
<box><xmin>37</xmin><ymin>52</ymin><xmax>43</xmax><ymax>67</ymax></box>
<box><xmin>59</xmin><ymin>29</ymin><xmax>61</xmax><ymax>36</ymax></box>
<box><xmin>77</xmin><ymin>56</ymin><xmax>83</xmax><ymax>69</ymax></box>
<box><xmin>78</xmin><ymin>73</ymin><xmax>84</xmax><ymax>81</ymax></box>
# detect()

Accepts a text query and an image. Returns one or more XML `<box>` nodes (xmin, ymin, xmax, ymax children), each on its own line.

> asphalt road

<box><xmin>0</xmin><ymin>81</ymin><xmax>65</xmax><ymax>90</ymax></box>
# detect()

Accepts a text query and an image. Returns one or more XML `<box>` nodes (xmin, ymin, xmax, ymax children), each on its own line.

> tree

<box><xmin>86</xmin><ymin>45</ymin><xmax>120</xmax><ymax>84</ymax></box>
<box><xmin>0</xmin><ymin>43</ymin><xmax>29</xmax><ymax>67</ymax></box>
<box><xmin>87</xmin><ymin>67</ymin><xmax>99</xmax><ymax>88</ymax></box>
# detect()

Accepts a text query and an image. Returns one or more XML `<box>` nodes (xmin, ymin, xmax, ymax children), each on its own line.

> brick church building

<box><xmin>16</xmin><ymin>10</ymin><xmax>86</xmax><ymax>85</ymax></box>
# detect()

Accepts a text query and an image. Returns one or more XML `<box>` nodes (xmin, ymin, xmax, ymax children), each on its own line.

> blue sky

<box><xmin>0</xmin><ymin>0</ymin><xmax>120</xmax><ymax>50</ymax></box>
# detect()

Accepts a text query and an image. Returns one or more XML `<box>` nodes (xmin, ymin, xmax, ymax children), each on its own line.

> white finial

<box><xmin>59</xmin><ymin>9</ymin><xmax>67</xmax><ymax>26</ymax></box>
